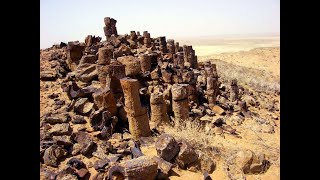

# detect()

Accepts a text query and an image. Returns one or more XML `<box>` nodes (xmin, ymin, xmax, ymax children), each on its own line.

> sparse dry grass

<box><xmin>206</xmin><ymin>59</ymin><xmax>280</xmax><ymax>92</ymax></box>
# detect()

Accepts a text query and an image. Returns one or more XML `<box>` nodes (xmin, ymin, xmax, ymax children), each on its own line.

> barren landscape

<box><xmin>40</xmin><ymin>17</ymin><xmax>280</xmax><ymax>180</ymax></box>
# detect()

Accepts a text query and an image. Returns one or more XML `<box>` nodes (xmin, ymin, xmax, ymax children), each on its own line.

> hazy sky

<box><xmin>40</xmin><ymin>0</ymin><xmax>280</xmax><ymax>49</ymax></box>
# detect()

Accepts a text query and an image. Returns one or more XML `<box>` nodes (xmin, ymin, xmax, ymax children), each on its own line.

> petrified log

<box><xmin>120</xmin><ymin>78</ymin><xmax>146</xmax><ymax>116</ymax></box>
<box><xmin>175</xmin><ymin>42</ymin><xmax>181</xmax><ymax>52</ymax></box>
<box><xmin>117</xmin><ymin>56</ymin><xmax>141</xmax><ymax>76</ymax></box>
<box><xmin>103</xmin><ymin>17</ymin><xmax>118</xmax><ymax>39</ymax></box>
<box><xmin>230</xmin><ymin>79</ymin><xmax>239</xmax><ymax>101</ymax></box>
<box><xmin>171</xmin><ymin>84</ymin><xmax>188</xmax><ymax>101</ymax></box>
<box><xmin>159</xmin><ymin>36</ymin><xmax>168</xmax><ymax>53</ymax></box>
<box><xmin>150</xmin><ymin>92</ymin><xmax>170</xmax><ymax>126</ymax></box>
<box><xmin>183</xmin><ymin>45</ymin><xmax>196</xmax><ymax>68</ymax></box>
<box><xmin>167</xmin><ymin>39</ymin><xmax>175</xmax><ymax>54</ymax></box>
<box><xmin>66</xmin><ymin>42</ymin><xmax>85</xmax><ymax>71</ymax></box>
<box><xmin>108</xmin><ymin>156</ymin><xmax>158</xmax><ymax>180</ymax></box>
<box><xmin>120</xmin><ymin>78</ymin><xmax>151</xmax><ymax>138</ymax></box>
<box><xmin>206</xmin><ymin>76</ymin><xmax>218</xmax><ymax>106</ymax></box>
<box><xmin>172</xmin><ymin>99</ymin><xmax>189</xmax><ymax>127</ymax></box>
<box><xmin>129</xmin><ymin>31</ymin><xmax>137</xmax><ymax>41</ymax></box>
<box><xmin>143</xmin><ymin>31</ymin><xmax>151</xmax><ymax>48</ymax></box>
<box><xmin>139</xmin><ymin>54</ymin><xmax>151</xmax><ymax>73</ymax></box>
<box><xmin>97</xmin><ymin>63</ymin><xmax>125</xmax><ymax>92</ymax></box>
<box><xmin>127</xmin><ymin>113</ymin><xmax>150</xmax><ymax>139</ymax></box>
<box><xmin>97</xmin><ymin>47</ymin><xmax>112</xmax><ymax>65</ymax></box>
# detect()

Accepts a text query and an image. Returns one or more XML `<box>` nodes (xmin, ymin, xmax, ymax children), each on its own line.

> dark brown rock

<box><xmin>79</xmin><ymin>54</ymin><xmax>96</xmax><ymax>65</ymax></box>
<box><xmin>74</xmin><ymin>98</ymin><xmax>94</xmax><ymax>115</ymax></box>
<box><xmin>175</xmin><ymin>140</ymin><xmax>198</xmax><ymax>169</ymax></box>
<box><xmin>71</xmin><ymin>115</ymin><xmax>87</xmax><ymax>124</ymax></box>
<box><xmin>40</xmin><ymin>168</ymin><xmax>57</xmax><ymax>180</ymax></box>
<box><xmin>92</xmin><ymin>88</ymin><xmax>117</xmax><ymax>116</ymax></box>
<box><xmin>66</xmin><ymin>42</ymin><xmax>85</xmax><ymax>71</ymax></box>
<box><xmin>152</xmin><ymin>156</ymin><xmax>173</xmax><ymax>177</ymax></box>
<box><xmin>42</xmin><ymin>113</ymin><xmax>71</xmax><ymax>124</ymax></box>
<box><xmin>67</xmin><ymin>158</ymin><xmax>85</xmax><ymax>169</ymax></box>
<box><xmin>118</xmin><ymin>156</ymin><xmax>158</xmax><ymax>180</ymax></box>
<box><xmin>94</xmin><ymin>159</ymin><xmax>110</xmax><ymax>171</ymax></box>
<box><xmin>155</xmin><ymin>134</ymin><xmax>180</xmax><ymax>162</ymax></box>
<box><xmin>75</xmin><ymin>63</ymin><xmax>98</xmax><ymax>83</ymax></box>
<box><xmin>40</xmin><ymin>71</ymin><xmax>57</xmax><ymax>81</ymax></box>
<box><xmin>76</xmin><ymin>168</ymin><xmax>89</xmax><ymax>178</ymax></box>
<box><xmin>49</xmin><ymin>123</ymin><xmax>71</xmax><ymax>136</ymax></box>
<box><xmin>74</xmin><ymin>131</ymin><xmax>95</xmax><ymax>155</ymax></box>
<box><xmin>43</xmin><ymin>145</ymin><xmax>67</xmax><ymax>167</ymax></box>
<box><xmin>52</xmin><ymin>135</ymin><xmax>73</xmax><ymax>146</ymax></box>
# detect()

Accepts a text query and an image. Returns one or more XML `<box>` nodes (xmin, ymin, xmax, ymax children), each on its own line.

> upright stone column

<box><xmin>173</xmin><ymin>52</ymin><xmax>184</xmax><ymax>68</ymax></box>
<box><xmin>143</xmin><ymin>31</ymin><xmax>151</xmax><ymax>48</ymax></box>
<box><xmin>97</xmin><ymin>46</ymin><xmax>113</xmax><ymax>65</ymax></box>
<box><xmin>120</xmin><ymin>78</ymin><xmax>151</xmax><ymax>139</ymax></box>
<box><xmin>204</xmin><ymin>61</ymin><xmax>219</xmax><ymax>106</ymax></box>
<box><xmin>183</xmin><ymin>45</ymin><xmax>197</xmax><ymax>68</ymax></box>
<box><xmin>171</xmin><ymin>84</ymin><xmax>189</xmax><ymax>128</ymax></box>
<box><xmin>175</xmin><ymin>42</ymin><xmax>180</xmax><ymax>52</ymax></box>
<box><xmin>150</xmin><ymin>92</ymin><xmax>169</xmax><ymax>126</ymax></box>
<box><xmin>159</xmin><ymin>36</ymin><xmax>168</xmax><ymax>53</ymax></box>
<box><xmin>167</xmin><ymin>39</ymin><xmax>175</xmax><ymax>54</ymax></box>
<box><xmin>130</xmin><ymin>31</ymin><xmax>137</xmax><ymax>41</ymax></box>
<box><xmin>206</xmin><ymin>76</ymin><xmax>218</xmax><ymax>106</ymax></box>
<box><xmin>138</xmin><ymin>54</ymin><xmax>151</xmax><ymax>73</ymax></box>
<box><xmin>66</xmin><ymin>42</ymin><xmax>85</xmax><ymax>71</ymax></box>
<box><xmin>103</xmin><ymin>17</ymin><xmax>118</xmax><ymax>40</ymax></box>
<box><xmin>230</xmin><ymin>79</ymin><xmax>239</xmax><ymax>102</ymax></box>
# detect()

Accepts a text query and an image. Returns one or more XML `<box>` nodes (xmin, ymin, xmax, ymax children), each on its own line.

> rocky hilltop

<box><xmin>40</xmin><ymin>17</ymin><xmax>280</xmax><ymax>180</ymax></box>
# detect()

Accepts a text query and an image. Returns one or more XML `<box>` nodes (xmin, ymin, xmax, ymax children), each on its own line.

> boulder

<box><xmin>49</xmin><ymin>123</ymin><xmax>71</xmax><ymax>136</ymax></box>
<box><xmin>155</xmin><ymin>134</ymin><xmax>180</xmax><ymax>162</ymax></box>
<box><xmin>43</xmin><ymin>145</ymin><xmax>67</xmax><ymax>167</ymax></box>
<box><xmin>74</xmin><ymin>98</ymin><xmax>94</xmax><ymax>115</ymax></box>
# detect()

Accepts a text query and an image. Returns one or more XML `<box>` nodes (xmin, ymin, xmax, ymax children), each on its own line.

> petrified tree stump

<box><xmin>206</xmin><ymin>76</ymin><xmax>218</xmax><ymax>106</ymax></box>
<box><xmin>143</xmin><ymin>31</ymin><xmax>151</xmax><ymax>48</ymax></box>
<box><xmin>150</xmin><ymin>92</ymin><xmax>169</xmax><ymax>126</ymax></box>
<box><xmin>230</xmin><ymin>79</ymin><xmax>239</xmax><ymax>101</ymax></box>
<box><xmin>129</xmin><ymin>31</ymin><xmax>137</xmax><ymax>41</ymax></box>
<box><xmin>171</xmin><ymin>84</ymin><xmax>189</xmax><ymax>127</ymax></box>
<box><xmin>97</xmin><ymin>63</ymin><xmax>126</xmax><ymax>93</ymax></box>
<box><xmin>173</xmin><ymin>53</ymin><xmax>184</xmax><ymax>68</ymax></box>
<box><xmin>120</xmin><ymin>78</ymin><xmax>151</xmax><ymax>139</ymax></box>
<box><xmin>97</xmin><ymin>47</ymin><xmax>112</xmax><ymax>65</ymax></box>
<box><xmin>117</xmin><ymin>56</ymin><xmax>142</xmax><ymax>76</ymax></box>
<box><xmin>183</xmin><ymin>45</ymin><xmax>197</xmax><ymax>68</ymax></box>
<box><xmin>66</xmin><ymin>42</ymin><xmax>85</xmax><ymax>71</ymax></box>
<box><xmin>175</xmin><ymin>42</ymin><xmax>180</xmax><ymax>52</ymax></box>
<box><xmin>159</xmin><ymin>36</ymin><xmax>168</xmax><ymax>53</ymax></box>
<box><xmin>167</xmin><ymin>39</ymin><xmax>175</xmax><ymax>54</ymax></box>
<box><xmin>103</xmin><ymin>17</ymin><xmax>118</xmax><ymax>40</ymax></box>
<box><xmin>139</xmin><ymin>54</ymin><xmax>151</xmax><ymax>73</ymax></box>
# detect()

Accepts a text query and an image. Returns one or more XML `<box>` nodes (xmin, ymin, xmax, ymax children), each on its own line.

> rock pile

<box><xmin>40</xmin><ymin>16</ymin><xmax>276</xmax><ymax>179</ymax></box>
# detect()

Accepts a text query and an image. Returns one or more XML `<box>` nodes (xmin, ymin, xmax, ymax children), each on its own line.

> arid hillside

<box><xmin>40</xmin><ymin>17</ymin><xmax>280</xmax><ymax>180</ymax></box>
